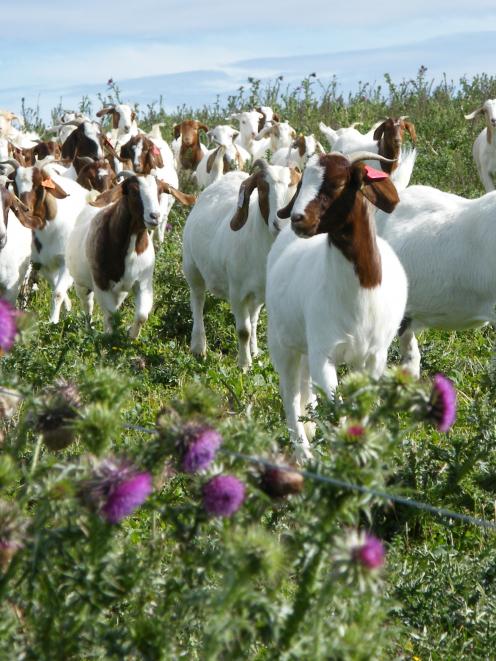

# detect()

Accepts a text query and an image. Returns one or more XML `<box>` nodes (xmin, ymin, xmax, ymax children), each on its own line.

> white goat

<box><xmin>255</xmin><ymin>121</ymin><xmax>296</xmax><ymax>154</ymax></box>
<box><xmin>229</xmin><ymin>111</ymin><xmax>271</xmax><ymax>159</ymax></box>
<box><xmin>270</xmin><ymin>134</ymin><xmax>324</xmax><ymax>170</ymax></box>
<box><xmin>465</xmin><ymin>99</ymin><xmax>496</xmax><ymax>192</ymax></box>
<box><xmin>0</xmin><ymin>185</ymin><xmax>33</xmax><ymax>303</ymax></box>
<box><xmin>319</xmin><ymin>121</ymin><xmax>363</xmax><ymax>150</ymax></box>
<box><xmin>194</xmin><ymin>126</ymin><xmax>249</xmax><ymax>189</ymax></box>
<box><xmin>375</xmin><ymin>184</ymin><xmax>496</xmax><ymax>378</ymax></box>
<box><xmin>5</xmin><ymin>161</ymin><xmax>90</xmax><ymax>322</ymax></box>
<box><xmin>182</xmin><ymin>159</ymin><xmax>301</xmax><ymax>369</ymax></box>
<box><xmin>266</xmin><ymin>152</ymin><xmax>407</xmax><ymax>458</ymax></box>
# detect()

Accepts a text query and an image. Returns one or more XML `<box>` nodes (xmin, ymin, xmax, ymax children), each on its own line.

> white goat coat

<box><xmin>472</xmin><ymin>128</ymin><xmax>496</xmax><ymax>192</ymax></box>
<box><xmin>183</xmin><ymin>166</ymin><xmax>297</xmax><ymax>368</ymax></box>
<box><xmin>376</xmin><ymin>185</ymin><xmax>496</xmax><ymax>330</ymax></box>
<box><xmin>0</xmin><ymin>212</ymin><xmax>32</xmax><ymax>303</ymax></box>
<box><xmin>267</xmin><ymin>225</ymin><xmax>408</xmax><ymax>371</ymax></box>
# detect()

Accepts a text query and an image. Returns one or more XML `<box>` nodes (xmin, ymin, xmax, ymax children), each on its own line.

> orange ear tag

<box><xmin>363</xmin><ymin>165</ymin><xmax>389</xmax><ymax>181</ymax></box>
<box><xmin>41</xmin><ymin>178</ymin><xmax>56</xmax><ymax>189</ymax></box>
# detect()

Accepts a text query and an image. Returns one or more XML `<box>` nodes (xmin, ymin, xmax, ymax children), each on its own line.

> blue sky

<box><xmin>2</xmin><ymin>1</ymin><xmax>495</xmax><ymax>116</ymax></box>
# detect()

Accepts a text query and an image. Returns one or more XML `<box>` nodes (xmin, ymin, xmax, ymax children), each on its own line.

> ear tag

<box><xmin>364</xmin><ymin>165</ymin><xmax>389</xmax><ymax>181</ymax></box>
<box><xmin>152</xmin><ymin>145</ymin><xmax>161</xmax><ymax>157</ymax></box>
<box><xmin>237</xmin><ymin>188</ymin><xmax>245</xmax><ymax>208</ymax></box>
<box><xmin>41</xmin><ymin>178</ymin><xmax>56</xmax><ymax>189</ymax></box>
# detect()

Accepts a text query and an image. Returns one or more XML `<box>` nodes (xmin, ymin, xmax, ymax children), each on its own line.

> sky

<box><xmin>1</xmin><ymin>1</ymin><xmax>495</xmax><ymax>117</ymax></box>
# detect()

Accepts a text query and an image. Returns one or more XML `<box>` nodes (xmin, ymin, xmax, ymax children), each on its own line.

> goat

<box><xmin>319</xmin><ymin>121</ymin><xmax>363</xmax><ymax>150</ymax></box>
<box><xmin>194</xmin><ymin>143</ymin><xmax>248</xmax><ymax>189</ymax></box>
<box><xmin>172</xmin><ymin>120</ymin><xmax>209</xmax><ymax>172</ymax></box>
<box><xmin>119</xmin><ymin>132</ymin><xmax>180</xmax><ymax>243</ymax></box>
<box><xmin>465</xmin><ymin>99</ymin><xmax>496</xmax><ymax>192</ymax></box>
<box><xmin>229</xmin><ymin>111</ymin><xmax>272</xmax><ymax>159</ymax></box>
<box><xmin>255</xmin><ymin>106</ymin><xmax>280</xmax><ymax>132</ymax></box>
<box><xmin>271</xmin><ymin>134</ymin><xmax>324</xmax><ymax>169</ymax></box>
<box><xmin>23</xmin><ymin>140</ymin><xmax>62</xmax><ymax>166</ymax></box>
<box><xmin>2</xmin><ymin>158</ymin><xmax>90</xmax><ymax>322</ymax></box>
<box><xmin>266</xmin><ymin>152</ymin><xmax>407</xmax><ymax>459</ymax></box>
<box><xmin>182</xmin><ymin>159</ymin><xmax>301</xmax><ymax>369</ymax></box>
<box><xmin>67</xmin><ymin>172</ymin><xmax>193</xmax><ymax>337</ymax></box>
<box><xmin>96</xmin><ymin>103</ymin><xmax>139</xmax><ymax>147</ymax></box>
<box><xmin>0</xmin><ymin>185</ymin><xmax>34</xmax><ymax>303</ymax></box>
<box><xmin>330</xmin><ymin>117</ymin><xmax>417</xmax><ymax>191</ymax></box>
<box><xmin>75</xmin><ymin>157</ymin><xmax>115</xmax><ymax>193</ymax></box>
<box><xmin>375</xmin><ymin>183</ymin><xmax>496</xmax><ymax>378</ymax></box>
<box><xmin>255</xmin><ymin>120</ymin><xmax>296</xmax><ymax>153</ymax></box>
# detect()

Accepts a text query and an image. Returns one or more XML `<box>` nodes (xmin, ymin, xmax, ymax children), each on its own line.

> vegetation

<box><xmin>2</xmin><ymin>68</ymin><xmax>496</xmax><ymax>659</ymax></box>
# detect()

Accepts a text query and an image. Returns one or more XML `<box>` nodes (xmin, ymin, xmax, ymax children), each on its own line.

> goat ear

<box><xmin>89</xmin><ymin>185</ymin><xmax>122</xmax><ymax>207</ymax></box>
<box><xmin>464</xmin><ymin>107</ymin><xmax>485</xmax><ymax>120</ymax></box>
<box><xmin>289</xmin><ymin>166</ymin><xmax>302</xmax><ymax>187</ymax></box>
<box><xmin>404</xmin><ymin>121</ymin><xmax>417</xmax><ymax>143</ymax></box>
<box><xmin>273</xmin><ymin>113</ymin><xmax>281</xmax><ymax>122</ymax></box>
<box><xmin>112</xmin><ymin>111</ymin><xmax>119</xmax><ymax>129</ymax></box>
<box><xmin>277</xmin><ymin>179</ymin><xmax>302</xmax><ymax>219</ymax></box>
<box><xmin>61</xmin><ymin>128</ymin><xmax>78</xmax><ymax>160</ymax></box>
<box><xmin>13</xmin><ymin>206</ymin><xmax>45</xmax><ymax>229</ymax></box>
<box><xmin>158</xmin><ymin>180</ymin><xmax>196</xmax><ymax>206</ymax></box>
<box><xmin>355</xmin><ymin>163</ymin><xmax>399</xmax><ymax>213</ymax></box>
<box><xmin>198</xmin><ymin>123</ymin><xmax>209</xmax><ymax>133</ymax></box>
<box><xmin>373</xmin><ymin>122</ymin><xmax>386</xmax><ymax>141</ymax></box>
<box><xmin>230</xmin><ymin>173</ymin><xmax>260</xmax><ymax>230</ymax></box>
<box><xmin>173</xmin><ymin>124</ymin><xmax>181</xmax><ymax>140</ymax></box>
<box><xmin>40</xmin><ymin>174</ymin><xmax>69</xmax><ymax>199</ymax></box>
<box><xmin>131</xmin><ymin>111</ymin><xmax>137</xmax><ymax>122</ymax></box>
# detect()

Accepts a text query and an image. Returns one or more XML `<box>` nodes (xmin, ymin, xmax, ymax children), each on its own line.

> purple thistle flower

<box><xmin>101</xmin><ymin>472</ymin><xmax>153</xmax><ymax>524</ymax></box>
<box><xmin>347</xmin><ymin>424</ymin><xmax>365</xmax><ymax>438</ymax></box>
<box><xmin>353</xmin><ymin>534</ymin><xmax>385</xmax><ymax>570</ymax></box>
<box><xmin>0</xmin><ymin>299</ymin><xmax>17</xmax><ymax>353</ymax></box>
<box><xmin>202</xmin><ymin>475</ymin><xmax>245</xmax><ymax>517</ymax></box>
<box><xmin>182</xmin><ymin>427</ymin><xmax>222</xmax><ymax>473</ymax></box>
<box><xmin>80</xmin><ymin>458</ymin><xmax>153</xmax><ymax>524</ymax></box>
<box><xmin>428</xmin><ymin>373</ymin><xmax>457</xmax><ymax>432</ymax></box>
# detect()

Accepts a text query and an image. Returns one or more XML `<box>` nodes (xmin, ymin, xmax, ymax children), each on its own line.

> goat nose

<box><xmin>149</xmin><ymin>212</ymin><xmax>160</xmax><ymax>221</ymax></box>
<box><xmin>291</xmin><ymin>213</ymin><xmax>305</xmax><ymax>224</ymax></box>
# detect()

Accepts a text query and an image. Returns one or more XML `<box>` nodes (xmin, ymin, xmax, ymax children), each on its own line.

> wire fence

<box><xmin>2</xmin><ymin>387</ymin><xmax>495</xmax><ymax>532</ymax></box>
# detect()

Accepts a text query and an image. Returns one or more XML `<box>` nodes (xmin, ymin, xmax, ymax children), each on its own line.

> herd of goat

<box><xmin>0</xmin><ymin>99</ymin><xmax>495</xmax><ymax>458</ymax></box>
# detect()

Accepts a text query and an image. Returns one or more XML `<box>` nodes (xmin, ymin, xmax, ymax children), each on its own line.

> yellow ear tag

<box><xmin>41</xmin><ymin>178</ymin><xmax>56</xmax><ymax>189</ymax></box>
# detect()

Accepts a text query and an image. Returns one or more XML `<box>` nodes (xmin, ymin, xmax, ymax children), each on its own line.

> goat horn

<box><xmin>60</xmin><ymin>120</ymin><xmax>84</xmax><ymax>127</ymax></box>
<box><xmin>96</xmin><ymin>106</ymin><xmax>116</xmax><ymax>116</ymax></box>
<box><xmin>345</xmin><ymin>151</ymin><xmax>396</xmax><ymax>165</ymax></box>
<box><xmin>11</xmin><ymin>192</ymin><xmax>29</xmax><ymax>211</ymax></box>
<box><xmin>115</xmin><ymin>170</ymin><xmax>135</xmax><ymax>180</ymax></box>
<box><xmin>0</xmin><ymin>158</ymin><xmax>21</xmax><ymax>169</ymax></box>
<box><xmin>76</xmin><ymin>156</ymin><xmax>95</xmax><ymax>165</ymax></box>
<box><xmin>399</xmin><ymin>115</ymin><xmax>409</xmax><ymax>120</ymax></box>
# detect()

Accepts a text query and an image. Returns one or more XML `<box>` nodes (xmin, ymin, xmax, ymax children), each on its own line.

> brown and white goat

<box><xmin>67</xmin><ymin>172</ymin><xmax>195</xmax><ymax>337</ymax></box>
<box><xmin>172</xmin><ymin>120</ymin><xmax>209</xmax><ymax>171</ymax></box>
<box><xmin>1</xmin><ymin>159</ymin><xmax>90</xmax><ymax>321</ymax></box>
<box><xmin>373</xmin><ymin>117</ymin><xmax>417</xmax><ymax>173</ymax></box>
<box><xmin>266</xmin><ymin>151</ymin><xmax>408</xmax><ymax>459</ymax></box>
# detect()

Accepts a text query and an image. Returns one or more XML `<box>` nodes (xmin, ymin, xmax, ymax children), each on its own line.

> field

<box><xmin>2</xmin><ymin>69</ymin><xmax>496</xmax><ymax>659</ymax></box>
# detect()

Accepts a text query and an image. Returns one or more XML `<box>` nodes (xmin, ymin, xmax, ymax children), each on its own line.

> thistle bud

<box><xmin>260</xmin><ymin>464</ymin><xmax>304</xmax><ymax>498</ymax></box>
<box><xmin>36</xmin><ymin>379</ymin><xmax>82</xmax><ymax>450</ymax></box>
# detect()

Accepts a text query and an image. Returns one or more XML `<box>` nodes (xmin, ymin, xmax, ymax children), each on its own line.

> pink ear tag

<box><xmin>152</xmin><ymin>145</ymin><xmax>161</xmax><ymax>156</ymax></box>
<box><xmin>364</xmin><ymin>165</ymin><xmax>389</xmax><ymax>181</ymax></box>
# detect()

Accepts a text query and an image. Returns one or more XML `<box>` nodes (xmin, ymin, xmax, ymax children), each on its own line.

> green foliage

<box><xmin>2</xmin><ymin>68</ymin><xmax>496</xmax><ymax>658</ymax></box>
